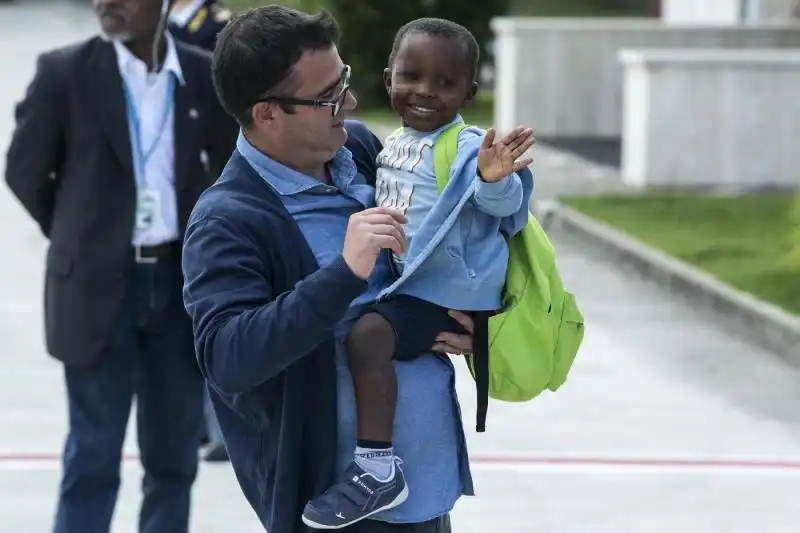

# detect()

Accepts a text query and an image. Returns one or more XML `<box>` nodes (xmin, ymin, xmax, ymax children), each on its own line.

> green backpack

<box><xmin>432</xmin><ymin>122</ymin><xmax>586</xmax><ymax>432</ymax></box>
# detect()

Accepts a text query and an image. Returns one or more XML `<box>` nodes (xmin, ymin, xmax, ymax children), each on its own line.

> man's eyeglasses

<box><xmin>256</xmin><ymin>65</ymin><xmax>351</xmax><ymax>118</ymax></box>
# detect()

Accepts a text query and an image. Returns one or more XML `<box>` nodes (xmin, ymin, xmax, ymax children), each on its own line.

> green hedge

<box><xmin>225</xmin><ymin>0</ymin><xmax>326</xmax><ymax>11</ymax></box>
<box><xmin>791</xmin><ymin>196</ymin><xmax>800</xmax><ymax>266</ymax></box>
<box><xmin>222</xmin><ymin>1</ymin><xmax>510</xmax><ymax>107</ymax></box>
<box><xmin>222</xmin><ymin>1</ymin><xmax>657</xmax><ymax>107</ymax></box>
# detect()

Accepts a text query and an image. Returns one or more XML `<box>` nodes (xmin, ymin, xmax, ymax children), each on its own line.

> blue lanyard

<box><xmin>122</xmin><ymin>75</ymin><xmax>176</xmax><ymax>187</ymax></box>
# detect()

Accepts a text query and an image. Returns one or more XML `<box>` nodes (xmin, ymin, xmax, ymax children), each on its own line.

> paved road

<box><xmin>2</xmin><ymin>2</ymin><xmax>800</xmax><ymax>532</ymax></box>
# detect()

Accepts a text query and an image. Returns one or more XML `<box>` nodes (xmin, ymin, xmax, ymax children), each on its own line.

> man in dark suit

<box><xmin>3</xmin><ymin>0</ymin><xmax>236</xmax><ymax>531</ymax></box>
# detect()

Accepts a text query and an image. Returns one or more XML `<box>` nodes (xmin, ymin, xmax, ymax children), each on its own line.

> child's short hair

<box><xmin>388</xmin><ymin>17</ymin><xmax>480</xmax><ymax>82</ymax></box>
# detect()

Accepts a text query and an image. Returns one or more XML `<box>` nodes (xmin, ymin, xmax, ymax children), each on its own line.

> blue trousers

<box><xmin>52</xmin><ymin>261</ymin><xmax>204</xmax><ymax>533</ymax></box>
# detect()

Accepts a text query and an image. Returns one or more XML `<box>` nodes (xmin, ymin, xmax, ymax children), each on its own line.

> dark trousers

<box><xmin>342</xmin><ymin>515</ymin><xmax>452</xmax><ymax>533</ymax></box>
<box><xmin>52</xmin><ymin>260</ymin><xmax>204</xmax><ymax>533</ymax></box>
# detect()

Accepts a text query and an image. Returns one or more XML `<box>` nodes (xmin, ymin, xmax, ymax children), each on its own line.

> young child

<box><xmin>302</xmin><ymin>18</ymin><xmax>534</xmax><ymax>530</ymax></box>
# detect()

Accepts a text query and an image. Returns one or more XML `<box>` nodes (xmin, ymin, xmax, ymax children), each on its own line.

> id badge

<box><xmin>135</xmin><ymin>189</ymin><xmax>161</xmax><ymax>231</ymax></box>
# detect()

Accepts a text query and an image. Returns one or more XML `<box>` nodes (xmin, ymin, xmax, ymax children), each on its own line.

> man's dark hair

<box><xmin>388</xmin><ymin>18</ymin><xmax>480</xmax><ymax>83</ymax></box>
<box><xmin>212</xmin><ymin>5</ymin><xmax>340</xmax><ymax>126</ymax></box>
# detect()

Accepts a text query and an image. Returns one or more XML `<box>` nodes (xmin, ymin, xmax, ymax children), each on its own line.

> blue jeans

<box><xmin>53</xmin><ymin>260</ymin><xmax>204</xmax><ymax>533</ymax></box>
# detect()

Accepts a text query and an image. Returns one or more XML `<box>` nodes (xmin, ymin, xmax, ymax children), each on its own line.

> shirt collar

<box><xmin>397</xmin><ymin>113</ymin><xmax>464</xmax><ymax>136</ymax></box>
<box><xmin>112</xmin><ymin>33</ymin><xmax>186</xmax><ymax>86</ymax></box>
<box><xmin>236</xmin><ymin>131</ymin><xmax>358</xmax><ymax>196</ymax></box>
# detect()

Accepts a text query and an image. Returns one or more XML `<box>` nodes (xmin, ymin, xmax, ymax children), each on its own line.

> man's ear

<box><xmin>251</xmin><ymin>102</ymin><xmax>274</xmax><ymax>127</ymax></box>
<box><xmin>383</xmin><ymin>68</ymin><xmax>392</xmax><ymax>94</ymax></box>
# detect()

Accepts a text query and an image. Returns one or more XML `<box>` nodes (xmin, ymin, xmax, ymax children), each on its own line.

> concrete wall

<box><xmin>662</xmin><ymin>0</ymin><xmax>798</xmax><ymax>23</ymax></box>
<box><xmin>744</xmin><ymin>0</ymin><xmax>799</xmax><ymax>21</ymax></box>
<box><xmin>619</xmin><ymin>48</ymin><xmax>800</xmax><ymax>189</ymax></box>
<box><xmin>491</xmin><ymin>18</ymin><xmax>800</xmax><ymax>138</ymax></box>
<box><xmin>662</xmin><ymin>0</ymin><xmax>742</xmax><ymax>24</ymax></box>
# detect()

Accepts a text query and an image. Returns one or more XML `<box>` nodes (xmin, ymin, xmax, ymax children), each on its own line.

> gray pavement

<box><xmin>2</xmin><ymin>2</ymin><xmax>800</xmax><ymax>532</ymax></box>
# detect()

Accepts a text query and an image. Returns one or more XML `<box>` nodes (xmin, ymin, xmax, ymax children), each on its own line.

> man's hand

<box><xmin>476</xmin><ymin>127</ymin><xmax>535</xmax><ymax>183</ymax></box>
<box><xmin>432</xmin><ymin>311</ymin><xmax>474</xmax><ymax>355</ymax></box>
<box><xmin>342</xmin><ymin>207</ymin><xmax>407</xmax><ymax>280</ymax></box>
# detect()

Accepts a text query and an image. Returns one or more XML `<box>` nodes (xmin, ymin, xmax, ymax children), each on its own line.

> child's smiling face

<box><xmin>384</xmin><ymin>32</ymin><xmax>478</xmax><ymax>132</ymax></box>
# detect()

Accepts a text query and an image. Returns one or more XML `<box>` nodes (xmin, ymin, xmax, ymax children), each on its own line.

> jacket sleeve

<box><xmin>472</xmin><ymin>172</ymin><xmax>524</xmax><ymax>218</ymax></box>
<box><xmin>181</xmin><ymin>215</ymin><xmax>367</xmax><ymax>394</ymax></box>
<box><xmin>4</xmin><ymin>52</ymin><xmax>65</xmax><ymax>237</ymax></box>
<box><xmin>454</xmin><ymin>130</ymin><xmax>525</xmax><ymax>218</ymax></box>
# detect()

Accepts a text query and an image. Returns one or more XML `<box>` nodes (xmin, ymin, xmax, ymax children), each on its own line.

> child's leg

<box><xmin>346</xmin><ymin>312</ymin><xmax>398</xmax><ymax>480</ymax></box>
<box><xmin>301</xmin><ymin>298</ymin><xmax>466</xmax><ymax>529</ymax></box>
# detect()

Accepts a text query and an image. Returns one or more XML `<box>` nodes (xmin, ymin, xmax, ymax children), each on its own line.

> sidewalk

<box><xmin>2</xmin><ymin>3</ymin><xmax>800</xmax><ymax>532</ymax></box>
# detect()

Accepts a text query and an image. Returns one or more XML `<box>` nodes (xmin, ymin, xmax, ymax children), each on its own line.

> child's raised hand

<box><xmin>476</xmin><ymin>127</ymin><xmax>536</xmax><ymax>183</ymax></box>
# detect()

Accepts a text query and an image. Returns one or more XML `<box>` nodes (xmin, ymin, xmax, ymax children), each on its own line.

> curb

<box><xmin>536</xmin><ymin>200</ymin><xmax>800</xmax><ymax>365</ymax></box>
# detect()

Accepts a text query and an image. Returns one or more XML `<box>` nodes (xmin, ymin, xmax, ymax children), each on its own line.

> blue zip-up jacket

<box><xmin>372</xmin><ymin>119</ymin><xmax>535</xmax><ymax>311</ymax></box>
<box><xmin>181</xmin><ymin>124</ymin><xmax>386</xmax><ymax>533</ymax></box>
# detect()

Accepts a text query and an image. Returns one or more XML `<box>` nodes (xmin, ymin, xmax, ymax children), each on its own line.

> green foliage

<box><xmin>510</xmin><ymin>0</ymin><xmax>658</xmax><ymax>16</ymax></box>
<box><xmin>789</xmin><ymin>195</ymin><xmax>800</xmax><ymax>265</ymax></box>
<box><xmin>224</xmin><ymin>0</ymin><xmax>327</xmax><ymax>12</ymax></box>
<box><xmin>221</xmin><ymin>0</ymin><xmax>656</xmax><ymax>109</ymax></box>
<box><xmin>326</xmin><ymin>0</ymin><xmax>511</xmax><ymax>108</ymax></box>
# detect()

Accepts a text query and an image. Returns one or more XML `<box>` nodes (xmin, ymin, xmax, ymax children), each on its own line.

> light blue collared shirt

<box><xmin>237</xmin><ymin>132</ymin><xmax>474</xmax><ymax>523</ymax></box>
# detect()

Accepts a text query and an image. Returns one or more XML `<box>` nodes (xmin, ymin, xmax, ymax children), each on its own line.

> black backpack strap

<box><xmin>472</xmin><ymin>311</ymin><xmax>491</xmax><ymax>432</ymax></box>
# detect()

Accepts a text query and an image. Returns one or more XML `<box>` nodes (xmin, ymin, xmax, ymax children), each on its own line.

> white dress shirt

<box><xmin>113</xmin><ymin>35</ymin><xmax>185</xmax><ymax>247</ymax></box>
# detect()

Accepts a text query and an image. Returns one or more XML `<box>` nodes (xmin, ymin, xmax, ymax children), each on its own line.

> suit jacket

<box><xmin>4</xmin><ymin>36</ymin><xmax>238</xmax><ymax>366</ymax></box>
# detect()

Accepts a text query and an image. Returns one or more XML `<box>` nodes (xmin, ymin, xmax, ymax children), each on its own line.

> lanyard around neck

<box><xmin>122</xmin><ymin>74</ymin><xmax>177</xmax><ymax>187</ymax></box>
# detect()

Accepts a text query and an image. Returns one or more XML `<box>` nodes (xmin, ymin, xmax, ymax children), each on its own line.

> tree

<box><xmin>327</xmin><ymin>0</ymin><xmax>511</xmax><ymax>108</ymax></box>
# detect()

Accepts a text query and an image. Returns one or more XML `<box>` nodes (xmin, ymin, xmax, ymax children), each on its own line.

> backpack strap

<box><xmin>433</xmin><ymin>122</ymin><xmax>468</xmax><ymax>193</ymax></box>
<box><xmin>471</xmin><ymin>312</ymin><xmax>491</xmax><ymax>432</ymax></box>
<box><xmin>432</xmin><ymin>122</ymin><xmax>491</xmax><ymax>432</ymax></box>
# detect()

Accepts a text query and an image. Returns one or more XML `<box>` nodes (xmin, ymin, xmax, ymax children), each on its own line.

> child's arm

<box><xmin>471</xmin><ymin>127</ymin><xmax>535</xmax><ymax>217</ymax></box>
<box><xmin>473</xmin><ymin>171</ymin><xmax>524</xmax><ymax>218</ymax></box>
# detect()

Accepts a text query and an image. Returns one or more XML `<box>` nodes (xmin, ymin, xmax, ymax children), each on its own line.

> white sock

<box><xmin>354</xmin><ymin>446</ymin><xmax>395</xmax><ymax>481</ymax></box>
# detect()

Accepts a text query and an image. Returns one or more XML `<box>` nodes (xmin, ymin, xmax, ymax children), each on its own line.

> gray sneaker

<box><xmin>301</xmin><ymin>458</ymin><xmax>408</xmax><ymax>529</ymax></box>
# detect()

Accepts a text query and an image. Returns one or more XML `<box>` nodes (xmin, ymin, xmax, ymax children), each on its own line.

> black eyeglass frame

<box><xmin>255</xmin><ymin>65</ymin><xmax>351</xmax><ymax>118</ymax></box>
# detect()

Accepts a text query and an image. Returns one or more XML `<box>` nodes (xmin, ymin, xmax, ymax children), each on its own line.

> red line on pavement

<box><xmin>469</xmin><ymin>455</ymin><xmax>800</xmax><ymax>470</ymax></box>
<box><xmin>2</xmin><ymin>452</ymin><xmax>800</xmax><ymax>470</ymax></box>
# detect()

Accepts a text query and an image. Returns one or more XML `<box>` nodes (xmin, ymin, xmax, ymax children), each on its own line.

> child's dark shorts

<box><xmin>354</xmin><ymin>294</ymin><xmax>469</xmax><ymax>362</ymax></box>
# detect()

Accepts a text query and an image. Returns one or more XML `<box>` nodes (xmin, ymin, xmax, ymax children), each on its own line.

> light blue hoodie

<box><xmin>357</xmin><ymin>116</ymin><xmax>535</xmax><ymax>312</ymax></box>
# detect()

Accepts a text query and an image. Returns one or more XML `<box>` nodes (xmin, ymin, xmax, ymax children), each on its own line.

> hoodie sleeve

<box><xmin>454</xmin><ymin>127</ymin><xmax>535</xmax><ymax>225</ymax></box>
<box><xmin>472</xmin><ymin>171</ymin><xmax>525</xmax><ymax>218</ymax></box>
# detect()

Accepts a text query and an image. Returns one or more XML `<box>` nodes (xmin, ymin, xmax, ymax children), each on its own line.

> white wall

<box><xmin>619</xmin><ymin>48</ymin><xmax>800</xmax><ymax>189</ymax></box>
<box><xmin>746</xmin><ymin>0</ymin><xmax>799</xmax><ymax>21</ymax></box>
<box><xmin>491</xmin><ymin>18</ymin><xmax>800</xmax><ymax>138</ymax></box>
<box><xmin>663</xmin><ymin>0</ymin><xmax>798</xmax><ymax>24</ymax></box>
<box><xmin>662</xmin><ymin>0</ymin><xmax>742</xmax><ymax>25</ymax></box>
